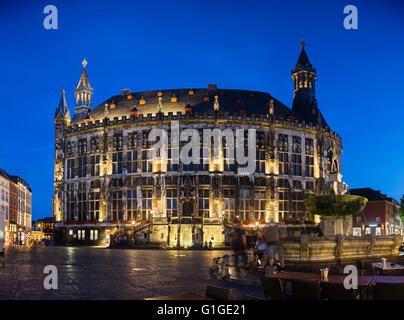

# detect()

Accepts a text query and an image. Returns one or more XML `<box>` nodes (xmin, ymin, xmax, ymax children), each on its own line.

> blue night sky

<box><xmin>0</xmin><ymin>0</ymin><xmax>403</xmax><ymax>220</ymax></box>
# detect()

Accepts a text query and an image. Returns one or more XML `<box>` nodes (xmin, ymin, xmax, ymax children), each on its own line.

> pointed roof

<box><xmin>77</xmin><ymin>67</ymin><xmax>91</xmax><ymax>88</ymax></box>
<box><xmin>295</xmin><ymin>41</ymin><xmax>312</xmax><ymax>68</ymax></box>
<box><xmin>55</xmin><ymin>89</ymin><xmax>70</xmax><ymax>120</ymax></box>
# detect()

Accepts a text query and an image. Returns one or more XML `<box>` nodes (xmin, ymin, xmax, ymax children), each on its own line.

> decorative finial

<box><xmin>82</xmin><ymin>58</ymin><xmax>88</xmax><ymax>68</ymax></box>
<box><xmin>300</xmin><ymin>40</ymin><xmax>306</xmax><ymax>48</ymax></box>
<box><xmin>61</xmin><ymin>89</ymin><xmax>65</xmax><ymax>94</ymax></box>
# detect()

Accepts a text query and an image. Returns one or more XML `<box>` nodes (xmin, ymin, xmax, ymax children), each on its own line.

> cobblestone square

<box><xmin>0</xmin><ymin>246</ymin><xmax>263</xmax><ymax>300</ymax></box>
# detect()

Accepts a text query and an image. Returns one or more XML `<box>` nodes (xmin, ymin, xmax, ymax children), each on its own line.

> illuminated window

<box><xmin>141</xmin><ymin>188</ymin><xmax>152</xmax><ymax>220</ymax></box>
<box><xmin>255</xmin><ymin>148</ymin><xmax>265</xmax><ymax>174</ymax></box>
<box><xmin>353</xmin><ymin>227</ymin><xmax>361</xmax><ymax>236</ymax></box>
<box><xmin>127</xmin><ymin>189</ymin><xmax>138</xmax><ymax>220</ymax></box>
<box><xmin>291</xmin><ymin>136</ymin><xmax>302</xmax><ymax>176</ymax></box>
<box><xmin>198</xmin><ymin>188</ymin><xmax>210</xmax><ymax>218</ymax></box>
<box><xmin>239</xmin><ymin>189</ymin><xmax>249</xmax><ymax>221</ymax></box>
<box><xmin>90</xmin><ymin>155</ymin><xmax>100</xmax><ymax>176</ymax></box>
<box><xmin>365</xmin><ymin>227</ymin><xmax>371</xmax><ymax>235</ymax></box>
<box><xmin>167</xmin><ymin>146</ymin><xmax>178</xmax><ymax>172</ymax></box>
<box><xmin>278</xmin><ymin>188</ymin><xmax>290</xmax><ymax>222</ymax></box>
<box><xmin>199</xmin><ymin>144</ymin><xmax>209</xmax><ymax>172</ymax></box>
<box><xmin>223</xmin><ymin>188</ymin><xmax>235</xmax><ymax>220</ymax></box>
<box><xmin>127</xmin><ymin>150</ymin><xmax>138</xmax><ymax>173</ymax></box>
<box><xmin>112</xmin><ymin>152</ymin><xmax>123</xmax><ymax>174</ymax></box>
<box><xmin>77</xmin><ymin>190</ymin><xmax>87</xmax><ymax>221</ymax></box>
<box><xmin>89</xmin><ymin>191</ymin><xmax>99</xmax><ymax>221</ymax></box>
<box><xmin>254</xmin><ymin>189</ymin><xmax>266</xmax><ymax>221</ymax></box>
<box><xmin>375</xmin><ymin>227</ymin><xmax>381</xmax><ymax>236</ymax></box>
<box><xmin>141</xmin><ymin>149</ymin><xmax>152</xmax><ymax>173</ymax></box>
<box><xmin>111</xmin><ymin>190</ymin><xmax>123</xmax><ymax>221</ymax></box>
<box><xmin>166</xmin><ymin>189</ymin><xmax>178</xmax><ymax>217</ymax></box>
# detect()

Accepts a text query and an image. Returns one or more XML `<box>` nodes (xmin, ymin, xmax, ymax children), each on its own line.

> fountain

<box><xmin>304</xmin><ymin>194</ymin><xmax>367</xmax><ymax>236</ymax></box>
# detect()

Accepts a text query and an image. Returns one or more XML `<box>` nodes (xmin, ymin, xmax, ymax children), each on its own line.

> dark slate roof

<box><xmin>296</xmin><ymin>47</ymin><xmax>312</xmax><ymax>68</ymax></box>
<box><xmin>55</xmin><ymin>90</ymin><xmax>70</xmax><ymax>119</ymax></box>
<box><xmin>9</xmin><ymin>175</ymin><xmax>32</xmax><ymax>192</ymax></box>
<box><xmin>0</xmin><ymin>168</ymin><xmax>10</xmax><ymax>180</ymax></box>
<box><xmin>75</xmin><ymin>87</ymin><xmax>310</xmax><ymax>124</ymax></box>
<box><xmin>349</xmin><ymin>188</ymin><xmax>397</xmax><ymax>204</ymax></box>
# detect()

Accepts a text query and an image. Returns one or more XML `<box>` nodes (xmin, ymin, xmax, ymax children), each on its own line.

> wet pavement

<box><xmin>0</xmin><ymin>246</ymin><xmax>264</xmax><ymax>300</ymax></box>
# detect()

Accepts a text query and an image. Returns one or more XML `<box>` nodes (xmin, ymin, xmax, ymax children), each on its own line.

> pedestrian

<box><xmin>231</xmin><ymin>222</ymin><xmax>247</xmax><ymax>273</ymax></box>
<box><xmin>204</xmin><ymin>241</ymin><xmax>208</xmax><ymax>249</ymax></box>
<box><xmin>209</xmin><ymin>240</ymin><xmax>213</xmax><ymax>250</ymax></box>
<box><xmin>262</xmin><ymin>223</ymin><xmax>286</xmax><ymax>275</ymax></box>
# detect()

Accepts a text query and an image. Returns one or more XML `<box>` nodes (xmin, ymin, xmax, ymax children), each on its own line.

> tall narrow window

<box><xmin>77</xmin><ymin>191</ymin><xmax>87</xmax><ymax>221</ymax></box>
<box><xmin>167</xmin><ymin>146</ymin><xmax>178</xmax><ymax>172</ymax></box>
<box><xmin>239</xmin><ymin>189</ymin><xmax>249</xmax><ymax>221</ymax></box>
<box><xmin>278</xmin><ymin>134</ymin><xmax>289</xmax><ymax>175</ymax></box>
<box><xmin>278</xmin><ymin>190</ymin><xmax>290</xmax><ymax>222</ymax></box>
<box><xmin>166</xmin><ymin>189</ymin><xmax>178</xmax><ymax>217</ymax></box>
<box><xmin>111</xmin><ymin>190</ymin><xmax>123</xmax><ymax>221</ymax></box>
<box><xmin>141</xmin><ymin>149</ymin><xmax>152</xmax><ymax>173</ymax></box>
<box><xmin>90</xmin><ymin>155</ymin><xmax>100</xmax><ymax>177</ymax></box>
<box><xmin>199</xmin><ymin>144</ymin><xmax>209</xmax><ymax>172</ymax></box>
<box><xmin>254</xmin><ymin>189</ymin><xmax>266</xmax><ymax>221</ymax></box>
<box><xmin>67</xmin><ymin>158</ymin><xmax>74</xmax><ymax>179</ymax></box>
<box><xmin>127</xmin><ymin>189</ymin><xmax>138</xmax><ymax>220</ymax></box>
<box><xmin>77</xmin><ymin>156</ymin><xmax>87</xmax><ymax>178</ymax></box>
<box><xmin>305</xmin><ymin>138</ymin><xmax>314</xmax><ymax>177</ymax></box>
<box><xmin>291</xmin><ymin>136</ymin><xmax>302</xmax><ymax>176</ymax></box>
<box><xmin>141</xmin><ymin>188</ymin><xmax>152</xmax><ymax>219</ymax></box>
<box><xmin>198</xmin><ymin>188</ymin><xmax>209</xmax><ymax>218</ymax></box>
<box><xmin>89</xmin><ymin>191</ymin><xmax>99</xmax><ymax>221</ymax></box>
<box><xmin>223</xmin><ymin>145</ymin><xmax>235</xmax><ymax>172</ymax></box>
<box><xmin>112</xmin><ymin>152</ymin><xmax>123</xmax><ymax>174</ymax></box>
<box><xmin>127</xmin><ymin>150</ymin><xmax>138</xmax><ymax>173</ymax></box>
<box><xmin>255</xmin><ymin>148</ymin><xmax>265</xmax><ymax>174</ymax></box>
<box><xmin>223</xmin><ymin>188</ymin><xmax>235</xmax><ymax>220</ymax></box>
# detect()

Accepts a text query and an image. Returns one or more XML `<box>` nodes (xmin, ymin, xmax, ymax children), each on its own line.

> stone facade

<box><xmin>54</xmin><ymin>47</ymin><xmax>347</xmax><ymax>247</ymax></box>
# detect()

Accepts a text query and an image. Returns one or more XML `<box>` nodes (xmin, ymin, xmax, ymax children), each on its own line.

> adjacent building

<box><xmin>54</xmin><ymin>43</ymin><xmax>347</xmax><ymax>247</ymax></box>
<box><xmin>0</xmin><ymin>169</ymin><xmax>32</xmax><ymax>245</ymax></box>
<box><xmin>0</xmin><ymin>169</ymin><xmax>10</xmax><ymax>245</ymax></box>
<box><xmin>32</xmin><ymin>217</ymin><xmax>55</xmax><ymax>241</ymax></box>
<box><xmin>350</xmin><ymin>188</ymin><xmax>401</xmax><ymax>236</ymax></box>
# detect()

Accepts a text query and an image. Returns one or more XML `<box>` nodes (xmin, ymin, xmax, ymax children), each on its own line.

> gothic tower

<box><xmin>54</xmin><ymin>89</ymin><xmax>70</xmax><ymax>222</ymax></box>
<box><xmin>291</xmin><ymin>41</ymin><xmax>327</xmax><ymax>126</ymax></box>
<box><xmin>73</xmin><ymin>59</ymin><xmax>93</xmax><ymax>122</ymax></box>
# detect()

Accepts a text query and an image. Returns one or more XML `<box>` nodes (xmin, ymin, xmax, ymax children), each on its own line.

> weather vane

<box><xmin>300</xmin><ymin>40</ymin><xmax>306</xmax><ymax>48</ymax></box>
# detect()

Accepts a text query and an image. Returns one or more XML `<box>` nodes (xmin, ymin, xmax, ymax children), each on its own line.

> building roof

<box><xmin>55</xmin><ymin>90</ymin><xmax>70</xmax><ymax>120</ymax></box>
<box><xmin>77</xmin><ymin>67</ymin><xmax>91</xmax><ymax>89</ymax></box>
<box><xmin>350</xmin><ymin>188</ymin><xmax>398</xmax><ymax>205</ymax></box>
<box><xmin>73</xmin><ymin>87</ymin><xmax>313</xmax><ymax>125</ymax></box>
<box><xmin>0</xmin><ymin>168</ymin><xmax>10</xmax><ymax>181</ymax></box>
<box><xmin>295</xmin><ymin>47</ymin><xmax>312</xmax><ymax>68</ymax></box>
<box><xmin>9</xmin><ymin>175</ymin><xmax>32</xmax><ymax>192</ymax></box>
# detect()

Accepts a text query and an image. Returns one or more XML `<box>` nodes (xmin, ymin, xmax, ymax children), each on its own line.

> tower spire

<box><xmin>291</xmin><ymin>42</ymin><xmax>327</xmax><ymax>127</ymax></box>
<box><xmin>73</xmin><ymin>59</ymin><xmax>94</xmax><ymax>122</ymax></box>
<box><xmin>55</xmin><ymin>89</ymin><xmax>70</xmax><ymax>124</ymax></box>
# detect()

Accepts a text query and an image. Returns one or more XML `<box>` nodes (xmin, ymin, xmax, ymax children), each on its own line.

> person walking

<box><xmin>231</xmin><ymin>222</ymin><xmax>247</xmax><ymax>273</ymax></box>
<box><xmin>262</xmin><ymin>223</ymin><xmax>286</xmax><ymax>275</ymax></box>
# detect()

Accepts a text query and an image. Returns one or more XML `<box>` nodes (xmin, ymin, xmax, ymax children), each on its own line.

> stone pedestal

<box><xmin>319</xmin><ymin>215</ymin><xmax>352</xmax><ymax>236</ymax></box>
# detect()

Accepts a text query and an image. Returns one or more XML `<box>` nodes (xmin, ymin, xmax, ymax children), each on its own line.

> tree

<box><xmin>398</xmin><ymin>196</ymin><xmax>404</xmax><ymax>225</ymax></box>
